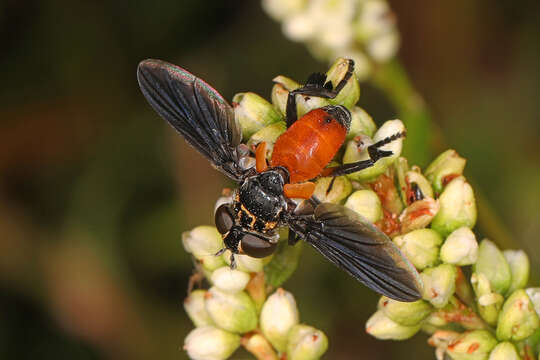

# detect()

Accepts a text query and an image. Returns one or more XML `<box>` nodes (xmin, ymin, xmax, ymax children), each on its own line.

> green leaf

<box><xmin>264</xmin><ymin>240</ymin><xmax>303</xmax><ymax>287</ymax></box>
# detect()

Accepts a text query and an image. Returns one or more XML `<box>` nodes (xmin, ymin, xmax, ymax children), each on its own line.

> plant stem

<box><xmin>371</xmin><ymin>59</ymin><xmax>431</xmax><ymax>167</ymax></box>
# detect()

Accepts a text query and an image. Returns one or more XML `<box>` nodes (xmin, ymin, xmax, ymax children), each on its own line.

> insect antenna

<box><xmin>229</xmin><ymin>254</ymin><xmax>237</xmax><ymax>270</ymax></box>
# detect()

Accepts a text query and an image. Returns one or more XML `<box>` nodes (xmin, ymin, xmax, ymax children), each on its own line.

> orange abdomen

<box><xmin>271</xmin><ymin>108</ymin><xmax>347</xmax><ymax>183</ymax></box>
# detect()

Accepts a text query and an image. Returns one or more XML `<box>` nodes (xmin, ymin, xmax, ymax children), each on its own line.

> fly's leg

<box><xmin>286</xmin><ymin>59</ymin><xmax>354</xmax><ymax>127</ymax></box>
<box><xmin>325</xmin><ymin>177</ymin><xmax>337</xmax><ymax>195</ymax></box>
<box><xmin>288</xmin><ymin>229</ymin><xmax>300</xmax><ymax>246</ymax></box>
<box><xmin>283</xmin><ymin>182</ymin><xmax>316</xmax><ymax>199</ymax></box>
<box><xmin>229</xmin><ymin>253</ymin><xmax>237</xmax><ymax>269</ymax></box>
<box><xmin>321</xmin><ymin>131</ymin><xmax>406</xmax><ymax>177</ymax></box>
<box><xmin>255</xmin><ymin>141</ymin><xmax>268</xmax><ymax>172</ymax></box>
<box><xmin>286</xmin><ymin>195</ymin><xmax>321</xmax><ymax>245</ymax></box>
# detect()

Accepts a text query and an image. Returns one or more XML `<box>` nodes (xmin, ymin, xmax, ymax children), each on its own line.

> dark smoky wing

<box><xmin>289</xmin><ymin>202</ymin><xmax>422</xmax><ymax>302</ymax></box>
<box><xmin>137</xmin><ymin>59</ymin><xmax>243</xmax><ymax>181</ymax></box>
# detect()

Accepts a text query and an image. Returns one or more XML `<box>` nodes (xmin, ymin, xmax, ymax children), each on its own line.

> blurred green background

<box><xmin>1</xmin><ymin>1</ymin><xmax>540</xmax><ymax>359</ymax></box>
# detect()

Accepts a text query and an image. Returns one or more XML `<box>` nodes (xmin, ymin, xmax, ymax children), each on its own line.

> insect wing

<box><xmin>291</xmin><ymin>203</ymin><xmax>422</xmax><ymax>302</ymax></box>
<box><xmin>137</xmin><ymin>59</ymin><xmax>243</xmax><ymax>181</ymax></box>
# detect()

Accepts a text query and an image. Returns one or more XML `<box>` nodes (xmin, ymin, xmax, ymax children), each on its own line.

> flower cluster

<box><xmin>262</xmin><ymin>0</ymin><xmax>400</xmax><ymax>80</ymax></box>
<box><xmin>365</xmin><ymin>147</ymin><xmax>540</xmax><ymax>360</ymax></box>
<box><xmin>180</xmin><ymin>57</ymin><xmax>539</xmax><ymax>360</ymax></box>
<box><xmin>182</xmin><ymin>226</ymin><xmax>327</xmax><ymax>360</ymax></box>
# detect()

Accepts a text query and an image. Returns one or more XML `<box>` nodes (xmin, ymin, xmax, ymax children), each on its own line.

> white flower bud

<box><xmin>344</xmin><ymin>189</ymin><xmax>383</xmax><ymax>223</ymax></box>
<box><xmin>399</xmin><ymin>197</ymin><xmax>439</xmax><ymax>234</ymax></box>
<box><xmin>496</xmin><ymin>289</ymin><xmax>540</xmax><ymax>341</ymax></box>
<box><xmin>210</xmin><ymin>267</ymin><xmax>251</xmax><ymax>293</ymax></box>
<box><xmin>366</xmin><ymin>310</ymin><xmax>421</xmax><ymax>340</ymax></box>
<box><xmin>504</xmin><ymin>250</ymin><xmax>529</xmax><ymax>295</ymax></box>
<box><xmin>200</xmin><ymin>256</ymin><xmax>227</xmax><ymax>272</ymax></box>
<box><xmin>313</xmin><ymin>0</ymin><xmax>355</xmax><ymax>24</ymax></box>
<box><xmin>425</xmin><ymin>149</ymin><xmax>467</xmax><ymax>194</ymax></box>
<box><xmin>366</xmin><ymin>31</ymin><xmax>399</xmax><ymax>62</ymax></box>
<box><xmin>313</xmin><ymin>176</ymin><xmax>352</xmax><ymax>204</ymax></box>
<box><xmin>427</xmin><ymin>330</ymin><xmax>460</xmax><ymax>360</ymax></box>
<box><xmin>297</xmin><ymin>96</ymin><xmax>331</xmax><ymax>120</ymax></box>
<box><xmin>260</xmin><ymin>288</ymin><xmax>300</xmax><ymax>352</ymax></box>
<box><xmin>262</xmin><ymin>0</ymin><xmax>307</xmax><ymax>21</ymax></box>
<box><xmin>247</xmin><ymin>121</ymin><xmax>287</xmax><ymax>157</ymax></box>
<box><xmin>283</xmin><ymin>13</ymin><xmax>318</xmax><ymax>42</ymax></box>
<box><xmin>335</xmin><ymin>50</ymin><xmax>372</xmax><ymax>80</ymax></box>
<box><xmin>326</xmin><ymin>57</ymin><xmax>360</xmax><ymax>109</ymax></box>
<box><xmin>205</xmin><ymin>287</ymin><xmax>258</xmax><ymax>334</ymax></box>
<box><xmin>478</xmin><ymin>293</ymin><xmax>504</xmax><ymax>307</ymax></box>
<box><xmin>318</xmin><ymin>22</ymin><xmax>354</xmax><ymax>50</ymax></box>
<box><xmin>478</xmin><ymin>292</ymin><xmax>505</xmax><ymax>326</ymax></box>
<box><xmin>233</xmin><ymin>92</ymin><xmax>282</xmax><ymax>139</ymax></box>
<box><xmin>284</xmin><ymin>0</ymin><xmax>357</xmax><ymax>47</ymax></box>
<box><xmin>348</xmin><ymin>106</ymin><xmax>377</xmax><ymax>139</ymax></box>
<box><xmin>241</xmin><ymin>333</ymin><xmax>278</xmax><ymax>360</ymax></box>
<box><xmin>431</xmin><ymin>176</ymin><xmax>477</xmax><ymax>237</ymax></box>
<box><xmin>287</xmin><ymin>324</ymin><xmax>329</xmax><ymax>360</ymax></box>
<box><xmin>182</xmin><ymin>226</ymin><xmax>223</xmax><ymax>257</ymax></box>
<box><xmin>343</xmin><ymin>119</ymin><xmax>405</xmax><ymax>181</ymax></box>
<box><xmin>446</xmin><ymin>330</ymin><xmax>497</xmax><ymax>360</ymax></box>
<box><xmin>525</xmin><ymin>288</ymin><xmax>540</xmax><ymax>317</ymax></box>
<box><xmin>271</xmin><ymin>76</ymin><xmax>301</xmax><ymax>115</ymax></box>
<box><xmin>420</xmin><ymin>264</ymin><xmax>457</xmax><ymax>308</ymax></box>
<box><xmin>474</xmin><ymin>239</ymin><xmax>511</xmax><ymax>295</ymax></box>
<box><xmin>184</xmin><ymin>326</ymin><xmax>241</xmax><ymax>360</ymax></box>
<box><xmin>440</xmin><ymin>227</ymin><xmax>478</xmax><ymax>265</ymax></box>
<box><xmin>425</xmin><ymin>296</ymin><xmax>486</xmax><ymax>331</ymax></box>
<box><xmin>184</xmin><ymin>290</ymin><xmax>214</xmax><ymax>327</ymax></box>
<box><xmin>222</xmin><ymin>250</ymin><xmax>265</xmax><ymax>273</ymax></box>
<box><xmin>378</xmin><ymin>296</ymin><xmax>433</xmax><ymax>326</ymax></box>
<box><xmin>488</xmin><ymin>342</ymin><xmax>520</xmax><ymax>360</ymax></box>
<box><xmin>355</xmin><ymin>0</ymin><xmax>395</xmax><ymax>40</ymax></box>
<box><xmin>470</xmin><ymin>272</ymin><xmax>503</xmax><ymax>326</ymax></box>
<box><xmin>273</xmin><ymin>75</ymin><xmax>301</xmax><ymax>91</ymax></box>
<box><xmin>182</xmin><ymin>226</ymin><xmax>226</xmax><ymax>271</ymax></box>
<box><xmin>393</xmin><ymin>228</ymin><xmax>442</xmax><ymax>270</ymax></box>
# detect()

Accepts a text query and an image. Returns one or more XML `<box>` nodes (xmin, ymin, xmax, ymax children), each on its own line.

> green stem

<box><xmin>472</xmin><ymin>183</ymin><xmax>518</xmax><ymax>251</ymax></box>
<box><xmin>370</xmin><ymin>59</ymin><xmax>431</xmax><ymax>167</ymax></box>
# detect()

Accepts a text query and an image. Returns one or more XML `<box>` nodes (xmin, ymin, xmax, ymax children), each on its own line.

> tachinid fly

<box><xmin>137</xmin><ymin>59</ymin><xmax>422</xmax><ymax>301</ymax></box>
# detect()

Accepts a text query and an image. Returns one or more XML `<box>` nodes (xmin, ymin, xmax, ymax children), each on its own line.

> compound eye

<box><xmin>215</xmin><ymin>204</ymin><xmax>234</xmax><ymax>234</ymax></box>
<box><xmin>240</xmin><ymin>233</ymin><xmax>277</xmax><ymax>258</ymax></box>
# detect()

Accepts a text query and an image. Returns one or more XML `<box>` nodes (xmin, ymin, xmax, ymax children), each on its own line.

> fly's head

<box><xmin>214</xmin><ymin>203</ymin><xmax>278</xmax><ymax>265</ymax></box>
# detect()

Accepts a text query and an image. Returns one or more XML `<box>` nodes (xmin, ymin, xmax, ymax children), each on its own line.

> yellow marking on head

<box><xmin>240</xmin><ymin>204</ymin><xmax>257</xmax><ymax>228</ymax></box>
